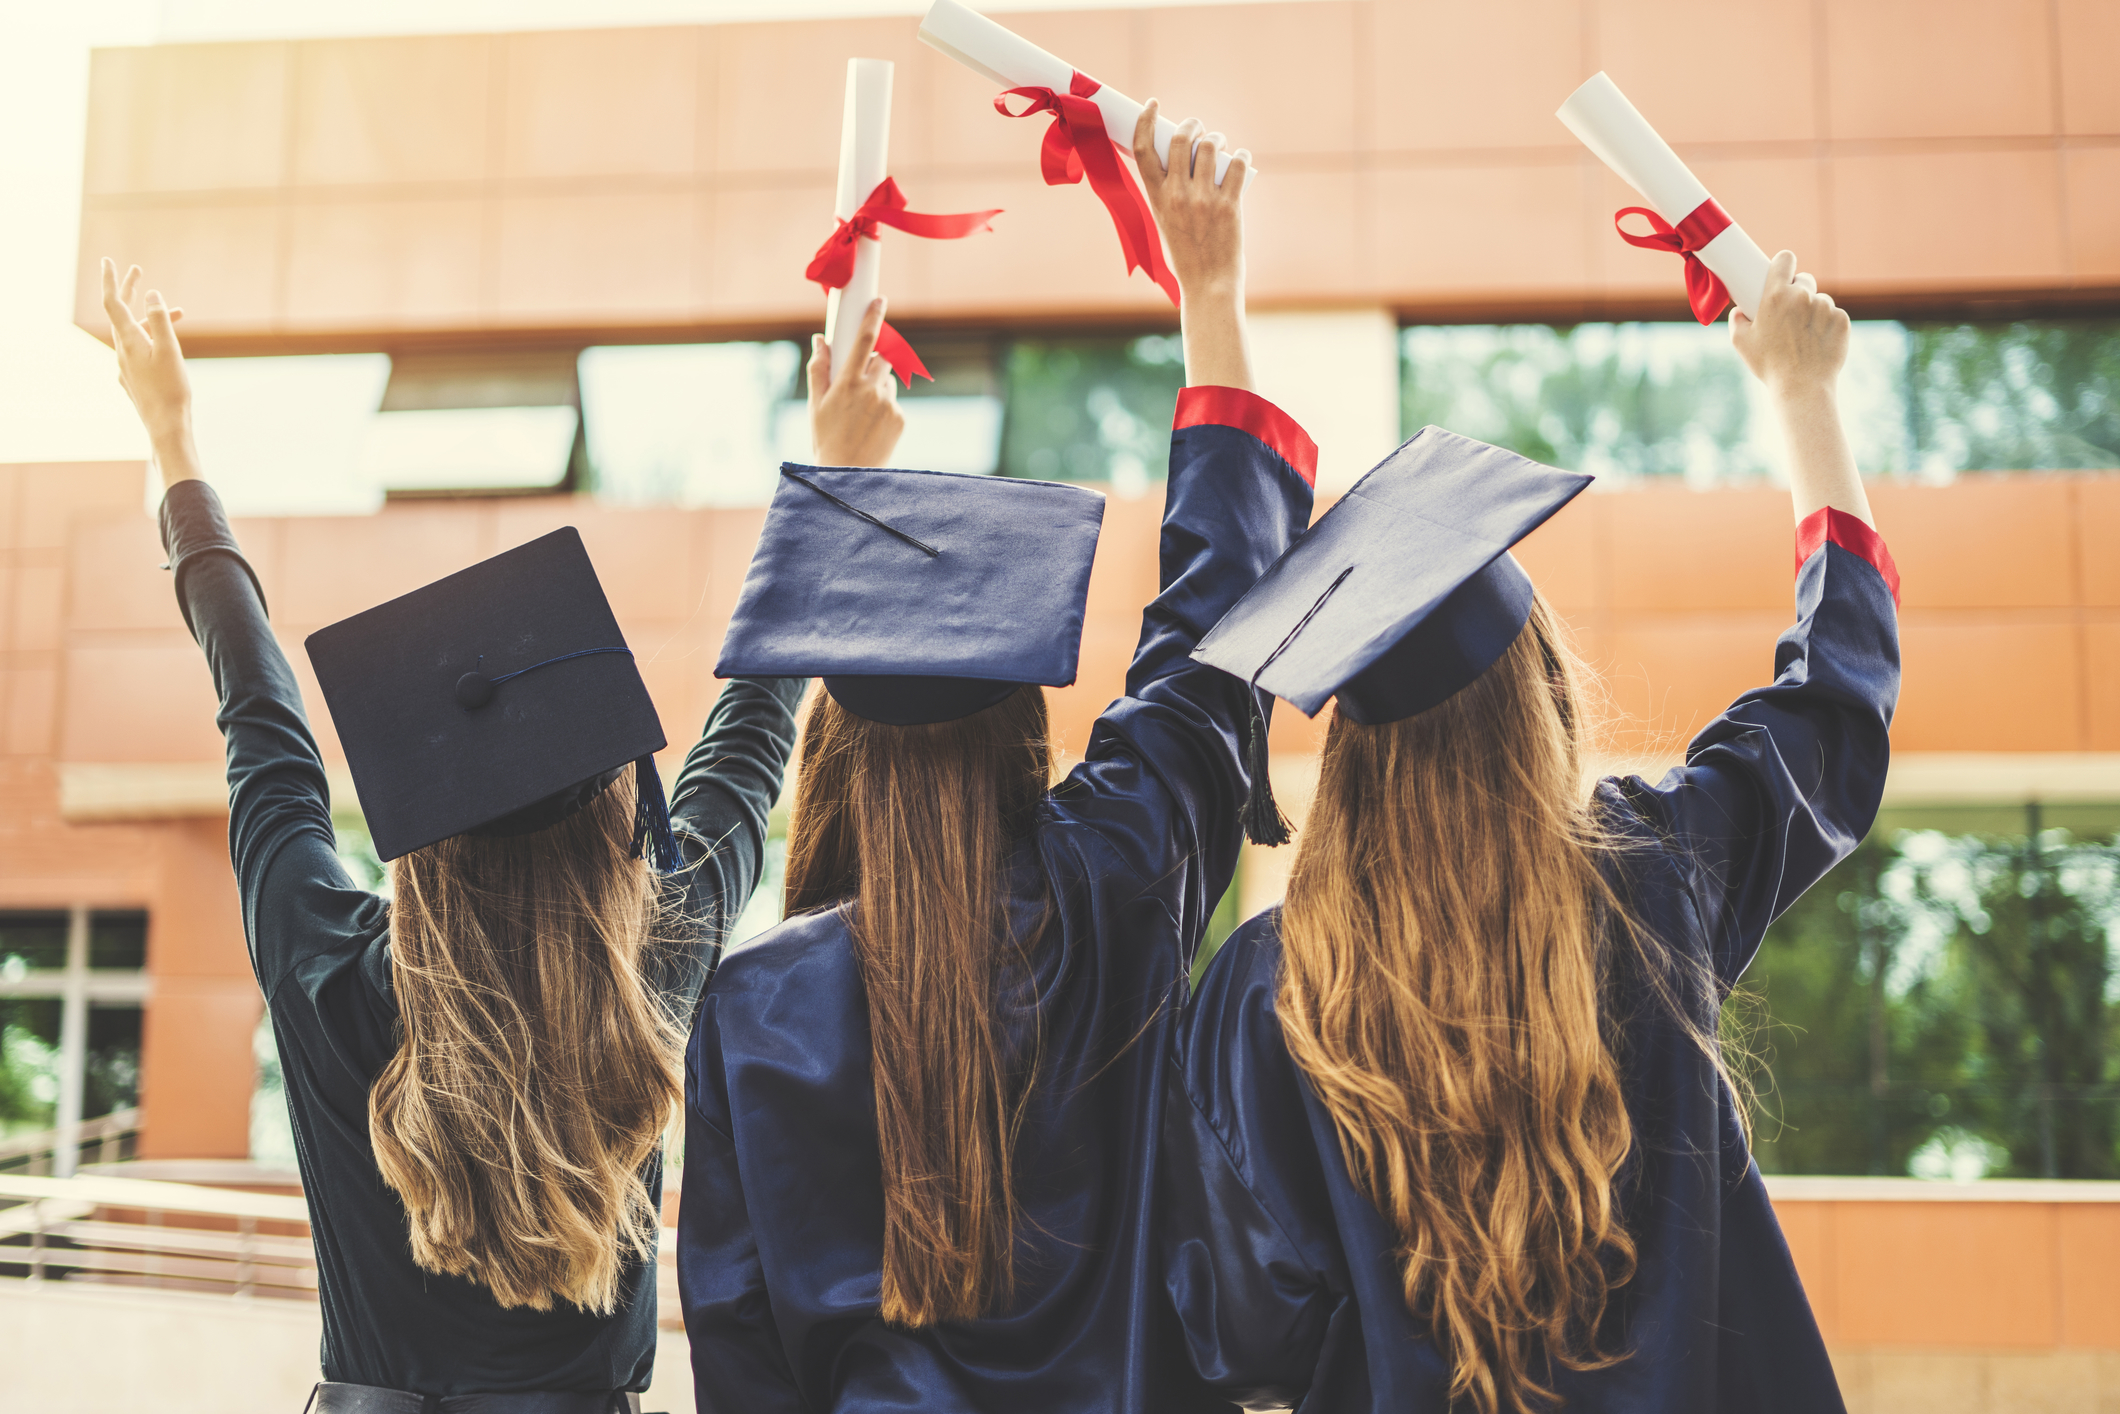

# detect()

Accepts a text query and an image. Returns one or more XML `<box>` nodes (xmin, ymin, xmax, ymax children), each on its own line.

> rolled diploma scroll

<box><xmin>826</xmin><ymin>58</ymin><xmax>893</xmax><ymax>385</ymax></box>
<box><xmin>1556</xmin><ymin>72</ymin><xmax>1769</xmax><ymax>318</ymax></box>
<box><xmin>919</xmin><ymin>0</ymin><xmax>1235</xmax><ymax>184</ymax></box>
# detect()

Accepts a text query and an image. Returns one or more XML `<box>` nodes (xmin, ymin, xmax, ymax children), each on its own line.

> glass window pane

<box><xmin>89</xmin><ymin>910</ymin><xmax>148</xmax><ymax>970</ymax></box>
<box><xmin>1743</xmin><ymin>821</ymin><xmax>2120</xmax><ymax>1178</ymax></box>
<box><xmin>0</xmin><ymin>912</ymin><xmax>69</xmax><ymax>971</ymax></box>
<box><xmin>1000</xmin><ymin>335</ymin><xmax>1186</xmax><ymax>491</ymax></box>
<box><xmin>84</xmin><ymin>1005</ymin><xmax>142</xmax><ymax>1120</ymax></box>
<box><xmin>0</xmin><ymin>1002</ymin><xmax>61</xmax><ymax>1135</ymax></box>
<box><xmin>361</xmin><ymin>406</ymin><xmax>580</xmax><ymax>494</ymax></box>
<box><xmin>186</xmin><ymin>355</ymin><xmax>393</xmax><ymax>516</ymax></box>
<box><xmin>1906</xmin><ymin>320</ymin><xmax>2120</xmax><ymax>472</ymax></box>
<box><xmin>579</xmin><ymin>342</ymin><xmax>803</xmax><ymax>507</ymax></box>
<box><xmin>1400</xmin><ymin>317</ymin><xmax>2120</xmax><ymax>485</ymax></box>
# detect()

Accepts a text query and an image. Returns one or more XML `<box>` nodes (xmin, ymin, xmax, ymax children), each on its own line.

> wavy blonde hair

<box><xmin>371</xmin><ymin>774</ymin><xmax>682</xmax><ymax>1314</ymax></box>
<box><xmin>1278</xmin><ymin>596</ymin><xmax>1719</xmax><ymax>1414</ymax></box>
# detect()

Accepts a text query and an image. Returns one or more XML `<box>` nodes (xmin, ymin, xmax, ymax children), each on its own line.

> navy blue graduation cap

<box><xmin>715</xmin><ymin>464</ymin><xmax>1105</xmax><ymax>725</ymax></box>
<box><xmin>305</xmin><ymin>527</ymin><xmax>680</xmax><ymax>867</ymax></box>
<box><xmin>1193</xmin><ymin>426</ymin><xmax>1591</xmax><ymax>843</ymax></box>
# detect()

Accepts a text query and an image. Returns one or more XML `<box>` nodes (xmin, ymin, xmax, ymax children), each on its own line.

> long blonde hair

<box><xmin>782</xmin><ymin>685</ymin><xmax>1053</xmax><ymax>1327</ymax></box>
<box><xmin>371</xmin><ymin>774</ymin><xmax>682</xmax><ymax>1314</ymax></box>
<box><xmin>1279</xmin><ymin>596</ymin><xmax>1705</xmax><ymax>1414</ymax></box>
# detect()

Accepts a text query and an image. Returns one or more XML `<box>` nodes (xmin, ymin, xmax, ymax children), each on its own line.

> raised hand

<box><xmin>1130</xmin><ymin>101</ymin><xmax>1253</xmax><ymax>391</ymax></box>
<box><xmin>1732</xmin><ymin>252</ymin><xmax>1872</xmax><ymax>528</ymax></box>
<box><xmin>1731</xmin><ymin>250</ymin><xmax>1850</xmax><ymax>396</ymax></box>
<box><xmin>809</xmin><ymin>297</ymin><xmax>907</xmax><ymax>468</ymax></box>
<box><xmin>100</xmin><ymin>257</ymin><xmax>201</xmax><ymax>489</ymax></box>
<box><xmin>1131</xmin><ymin>101</ymin><xmax>1251</xmax><ymax>304</ymax></box>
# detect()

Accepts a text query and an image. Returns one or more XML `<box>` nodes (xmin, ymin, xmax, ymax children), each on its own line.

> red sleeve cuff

<box><xmin>1173</xmin><ymin>386</ymin><xmax>1317</xmax><ymax>488</ymax></box>
<box><xmin>1796</xmin><ymin>507</ymin><xmax>1900</xmax><ymax>606</ymax></box>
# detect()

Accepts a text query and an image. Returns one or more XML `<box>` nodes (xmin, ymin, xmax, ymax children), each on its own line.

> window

<box><xmin>999</xmin><ymin>335</ymin><xmax>1186</xmax><ymax>491</ymax></box>
<box><xmin>0</xmin><ymin>909</ymin><xmax>149</xmax><ymax>1176</ymax></box>
<box><xmin>1400</xmin><ymin>318</ymin><xmax>2120</xmax><ymax>485</ymax></box>
<box><xmin>1741</xmin><ymin>806</ymin><xmax>2120</xmax><ymax>1180</ymax></box>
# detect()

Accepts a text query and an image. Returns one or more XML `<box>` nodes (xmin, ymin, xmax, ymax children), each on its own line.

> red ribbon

<box><xmin>1615</xmin><ymin>198</ymin><xmax>1734</xmax><ymax>325</ymax></box>
<box><xmin>805</xmin><ymin>176</ymin><xmax>1000</xmax><ymax>384</ymax></box>
<box><xmin>996</xmin><ymin>72</ymin><xmax>1181</xmax><ymax>306</ymax></box>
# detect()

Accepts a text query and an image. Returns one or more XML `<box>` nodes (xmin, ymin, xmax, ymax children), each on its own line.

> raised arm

<box><xmin>104</xmin><ymin>261</ymin><xmax>376</xmax><ymax>993</ymax></box>
<box><xmin>1625</xmin><ymin>254</ymin><xmax>1901</xmax><ymax>985</ymax></box>
<box><xmin>1052</xmin><ymin>106</ymin><xmax>1313</xmax><ymax>934</ymax></box>
<box><xmin>657</xmin><ymin>301</ymin><xmax>914</xmax><ymax>999</ymax></box>
<box><xmin>660</xmin><ymin>677</ymin><xmax>807</xmax><ymax>1003</ymax></box>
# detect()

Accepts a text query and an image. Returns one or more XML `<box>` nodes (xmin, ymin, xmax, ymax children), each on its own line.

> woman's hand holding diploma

<box><xmin>1733</xmin><ymin>251</ymin><xmax>1875</xmax><ymax>531</ymax></box>
<box><xmin>102</xmin><ymin>257</ymin><xmax>200</xmax><ymax>492</ymax></box>
<box><xmin>810</xmin><ymin>296</ymin><xmax>907</xmax><ymax>469</ymax></box>
<box><xmin>1132</xmin><ymin>101</ymin><xmax>1254</xmax><ymax>393</ymax></box>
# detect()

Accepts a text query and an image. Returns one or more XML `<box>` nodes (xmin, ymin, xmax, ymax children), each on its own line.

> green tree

<box><xmin>1906</xmin><ymin>320</ymin><xmax>2120</xmax><ymax>471</ymax></box>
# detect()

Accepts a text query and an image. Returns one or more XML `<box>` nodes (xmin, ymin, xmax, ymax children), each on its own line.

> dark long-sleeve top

<box><xmin>676</xmin><ymin>388</ymin><xmax>1319</xmax><ymax>1414</ymax></box>
<box><xmin>1161</xmin><ymin>512</ymin><xmax>1902</xmax><ymax>1414</ymax></box>
<box><xmin>158</xmin><ymin>478</ymin><xmax>806</xmax><ymax>1395</ymax></box>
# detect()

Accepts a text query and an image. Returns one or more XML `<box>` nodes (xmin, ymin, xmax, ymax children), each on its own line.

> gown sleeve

<box><xmin>1616</xmin><ymin>509</ymin><xmax>1901</xmax><ymax>987</ymax></box>
<box><xmin>1160</xmin><ymin>920</ymin><xmax>1346</xmax><ymax>1410</ymax></box>
<box><xmin>160</xmin><ymin>479</ymin><xmax>383</xmax><ymax>997</ymax></box>
<box><xmin>654</xmin><ymin>676</ymin><xmax>808</xmax><ymax>1013</ymax></box>
<box><xmin>678</xmin><ymin>991</ymin><xmax>804</xmax><ymax>1414</ymax></box>
<box><xmin>1054</xmin><ymin>388</ymin><xmax>1316</xmax><ymax>935</ymax></box>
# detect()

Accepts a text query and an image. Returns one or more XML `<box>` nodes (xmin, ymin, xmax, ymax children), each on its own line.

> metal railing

<box><xmin>0</xmin><ymin>1171</ymin><xmax>313</xmax><ymax>1299</ymax></box>
<box><xmin>0</xmin><ymin>1169</ymin><xmax>686</xmax><ymax>1326</ymax></box>
<box><xmin>0</xmin><ymin>1107</ymin><xmax>140</xmax><ymax>1177</ymax></box>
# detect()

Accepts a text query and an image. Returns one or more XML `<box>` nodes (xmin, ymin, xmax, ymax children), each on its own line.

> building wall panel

<box><xmin>74</xmin><ymin>3</ymin><xmax>2120</xmax><ymax>347</ymax></box>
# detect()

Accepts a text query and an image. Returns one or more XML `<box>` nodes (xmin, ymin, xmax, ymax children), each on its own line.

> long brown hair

<box><xmin>1278</xmin><ymin>596</ymin><xmax>1720</xmax><ymax>1414</ymax></box>
<box><xmin>371</xmin><ymin>773</ymin><xmax>682</xmax><ymax>1314</ymax></box>
<box><xmin>782</xmin><ymin>684</ymin><xmax>1053</xmax><ymax>1327</ymax></box>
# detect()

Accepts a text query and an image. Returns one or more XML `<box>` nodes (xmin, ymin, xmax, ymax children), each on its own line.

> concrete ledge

<box><xmin>1767</xmin><ymin>1175</ymin><xmax>2120</xmax><ymax>1203</ymax></box>
<box><xmin>0</xmin><ymin>1278</ymin><xmax>696</xmax><ymax>1412</ymax></box>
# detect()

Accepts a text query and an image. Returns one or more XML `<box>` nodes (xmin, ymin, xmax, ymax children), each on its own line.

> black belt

<box><xmin>307</xmin><ymin>1383</ymin><xmax>647</xmax><ymax>1414</ymax></box>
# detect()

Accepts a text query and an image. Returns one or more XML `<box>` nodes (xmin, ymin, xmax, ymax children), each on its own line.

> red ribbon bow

<box><xmin>996</xmin><ymin>72</ymin><xmax>1180</xmax><ymax>306</ymax></box>
<box><xmin>1615</xmin><ymin>199</ymin><xmax>1735</xmax><ymax>325</ymax></box>
<box><xmin>805</xmin><ymin>176</ymin><xmax>1001</xmax><ymax>384</ymax></box>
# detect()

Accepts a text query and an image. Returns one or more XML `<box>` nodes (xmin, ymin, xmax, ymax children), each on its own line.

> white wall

<box><xmin>1243</xmin><ymin>309</ymin><xmax>1401</xmax><ymax>494</ymax></box>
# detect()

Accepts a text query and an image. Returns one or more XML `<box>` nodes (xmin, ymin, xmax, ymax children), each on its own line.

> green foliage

<box><xmin>1742</xmin><ymin>825</ymin><xmax>2120</xmax><ymax>1178</ymax></box>
<box><xmin>1398</xmin><ymin>318</ymin><xmax>2120</xmax><ymax>484</ymax></box>
<box><xmin>1906</xmin><ymin>320</ymin><xmax>2120</xmax><ymax>471</ymax></box>
<box><xmin>1401</xmin><ymin>323</ymin><xmax>1765</xmax><ymax>482</ymax></box>
<box><xmin>0</xmin><ymin>1009</ymin><xmax>59</xmax><ymax>1131</ymax></box>
<box><xmin>1000</xmin><ymin>335</ymin><xmax>1186</xmax><ymax>486</ymax></box>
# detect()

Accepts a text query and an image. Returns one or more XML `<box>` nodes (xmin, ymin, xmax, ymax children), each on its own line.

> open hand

<box><xmin>1132</xmin><ymin>100</ymin><xmax>1251</xmax><ymax>301</ymax></box>
<box><xmin>809</xmin><ymin>298</ymin><xmax>906</xmax><ymax>468</ymax></box>
<box><xmin>101</xmin><ymin>258</ymin><xmax>201</xmax><ymax>487</ymax></box>
<box><xmin>1731</xmin><ymin>251</ymin><xmax>1850</xmax><ymax>397</ymax></box>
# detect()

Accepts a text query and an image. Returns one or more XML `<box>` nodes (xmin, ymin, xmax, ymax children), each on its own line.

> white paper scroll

<box><xmin>919</xmin><ymin>0</ymin><xmax>1236</xmax><ymax>184</ymax></box>
<box><xmin>826</xmin><ymin>58</ymin><xmax>893</xmax><ymax>385</ymax></box>
<box><xmin>1556</xmin><ymin>72</ymin><xmax>1771</xmax><ymax>319</ymax></box>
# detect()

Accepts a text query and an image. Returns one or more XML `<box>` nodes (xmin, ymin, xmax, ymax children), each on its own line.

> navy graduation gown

<box><xmin>157</xmin><ymin>479</ymin><xmax>806</xmax><ymax>1394</ymax></box>
<box><xmin>678</xmin><ymin>388</ymin><xmax>1318</xmax><ymax>1413</ymax></box>
<box><xmin>1162</xmin><ymin>517</ymin><xmax>1902</xmax><ymax>1414</ymax></box>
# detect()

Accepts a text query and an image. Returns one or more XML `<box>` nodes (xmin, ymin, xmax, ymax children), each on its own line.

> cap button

<box><xmin>456</xmin><ymin>672</ymin><xmax>496</xmax><ymax>710</ymax></box>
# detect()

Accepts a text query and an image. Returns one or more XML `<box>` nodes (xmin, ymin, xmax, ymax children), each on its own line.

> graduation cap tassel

<box><xmin>631</xmin><ymin>755</ymin><xmax>684</xmax><ymax>873</ymax></box>
<box><xmin>1240</xmin><ymin>685</ymin><xmax>1291</xmax><ymax>847</ymax></box>
<box><xmin>1235</xmin><ymin>566</ymin><xmax>1355</xmax><ymax>849</ymax></box>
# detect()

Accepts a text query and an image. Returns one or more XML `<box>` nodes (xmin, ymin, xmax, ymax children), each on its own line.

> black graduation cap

<box><xmin>306</xmin><ymin>527</ymin><xmax>679</xmax><ymax>866</ymax></box>
<box><xmin>1192</xmin><ymin>426</ymin><xmax>1591</xmax><ymax>842</ymax></box>
<box><xmin>715</xmin><ymin>464</ymin><xmax>1105</xmax><ymax>725</ymax></box>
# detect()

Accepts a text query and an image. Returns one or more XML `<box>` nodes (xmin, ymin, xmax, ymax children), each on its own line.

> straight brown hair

<box><xmin>372</xmin><ymin>775</ymin><xmax>682</xmax><ymax>1314</ymax></box>
<box><xmin>782</xmin><ymin>684</ymin><xmax>1053</xmax><ymax>1327</ymax></box>
<box><xmin>1278</xmin><ymin>597</ymin><xmax>1726</xmax><ymax>1414</ymax></box>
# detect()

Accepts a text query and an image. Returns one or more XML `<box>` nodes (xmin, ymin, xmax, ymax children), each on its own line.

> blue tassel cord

<box><xmin>631</xmin><ymin>755</ymin><xmax>685</xmax><ymax>873</ymax></box>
